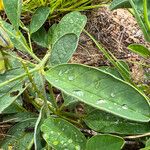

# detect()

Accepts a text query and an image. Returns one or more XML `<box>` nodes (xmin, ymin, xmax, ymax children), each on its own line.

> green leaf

<box><xmin>30</xmin><ymin>6</ymin><xmax>50</xmax><ymax>34</ymax></box>
<box><xmin>49</xmin><ymin>11</ymin><xmax>87</xmax><ymax>65</ymax></box>
<box><xmin>99</xmin><ymin>67</ymin><xmax>123</xmax><ymax>79</ymax></box>
<box><xmin>45</xmin><ymin>64</ymin><xmax>150</xmax><ymax>122</ymax></box>
<box><xmin>1</xmin><ymin>118</ymin><xmax>36</xmax><ymax>150</ymax></box>
<box><xmin>0</xmin><ymin>51</ymin><xmax>6</xmax><ymax>74</ymax></box>
<box><xmin>62</xmin><ymin>93</ymin><xmax>79</xmax><ymax>106</ymax></box>
<box><xmin>3</xmin><ymin>0</ymin><xmax>22</xmax><ymax>30</ymax></box>
<box><xmin>41</xmin><ymin>117</ymin><xmax>86</xmax><ymax>150</ymax></box>
<box><xmin>84</xmin><ymin>109</ymin><xmax>150</xmax><ymax>135</ymax></box>
<box><xmin>2</xmin><ymin>112</ymin><xmax>37</xmax><ymax>123</ymax></box>
<box><xmin>34</xmin><ymin>106</ymin><xmax>47</xmax><ymax>150</ymax></box>
<box><xmin>86</xmin><ymin>134</ymin><xmax>125</xmax><ymax>150</ymax></box>
<box><xmin>116</xmin><ymin>60</ymin><xmax>131</xmax><ymax>81</ymax></box>
<box><xmin>2</xmin><ymin>101</ymin><xmax>26</xmax><ymax>114</ymax></box>
<box><xmin>0</xmin><ymin>68</ymin><xmax>27</xmax><ymax>113</ymax></box>
<box><xmin>0</xmin><ymin>20</ymin><xmax>31</xmax><ymax>53</ymax></box>
<box><xmin>0</xmin><ymin>26</ymin><xmax>13</xmax><ymax>49</ymax></box>
<box><xmin>51</xmin><ymin>12</ymin><xmax>87</xmax><ymax>45</ymax></box>
<box><xmin>47</xmin><ymin>24</ymin><xmax>57</xmax><ymax>46</ymax></box>
<box><xmin>50</xmin><ymin>34</ymin><xmax>78</xmax><ymax>65</ymax></box>
<box><xmin>31</xmin><ymin>26</ymin><xmax>48</xmax><ymax>48</ymax></box>
<box><xmin>110</xmin><ymin>0</ymin><xmax>131</xmax><ymax>10</ymax></box>
<box><xmin>128</xmin><ymin>44</ymin><xmax>150</xmax><ymax>58</ymax></box>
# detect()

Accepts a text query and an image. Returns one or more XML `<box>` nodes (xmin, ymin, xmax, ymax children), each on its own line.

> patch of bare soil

<box><xmin>71</xmin><ymin>7</ymin><xmax>150</xmax><ymax>83</ymax></box>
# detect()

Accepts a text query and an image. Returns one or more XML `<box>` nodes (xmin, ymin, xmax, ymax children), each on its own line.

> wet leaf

<box><xmin>84</xmin><ymin>109</ymin><xmax>150</xmax><ymax>134</ymax></box>
<box><xmin>41</xmin><ymin>117</ymin><xmax>86</xmax><ymax>150</ymax></box>
<box><xmin>31</xmin><ymin>26</ymin><xmax>48</xmax><ymax>48</ymax></box>
<box><xmin>49</xmin><ymin>11</ymin><xmax>87</xmax><ymax>65</ymax></box>
<box><xmin>0</xmin><ymin>20</ymin><xmax>31</xmax><ymax>53</ymax></box>
<box><xmin>45</xmin><ymin>64</ymin><xmax>150</xmax><ymax>122</ymax></box>
<box><xmin>30</xmin><ymin>6</ymin><xmax>50</xmax><ymax>34</ymax></box>
<box><xmin>86</xmin><ymin>134</ymin><xmax>125</xmax><ymax>150</ymax></box>
<box><xmin>0</xmin><ymin>118</ymin><xmax>36</xmax><ymax>150</ymax></box>
<box><xmin>3</xmin><ymin>0</ymin><xmax>22</xmax><ymax>30</ymax></box>
<box><xmin>0</xmin><ymin>68</ymin><xmax>27</xmax><ymax>113</ymax></box>
<box><xmin>50</xmin><ymin>33</ymin><xmax>78</xmax><ymax>65</ymax></box>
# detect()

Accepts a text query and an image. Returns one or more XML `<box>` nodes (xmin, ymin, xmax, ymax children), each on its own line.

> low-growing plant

<box><xmin>0</xmin><ymin>0</ymin><xmax>150</xmax><ymax>149</ymax></box>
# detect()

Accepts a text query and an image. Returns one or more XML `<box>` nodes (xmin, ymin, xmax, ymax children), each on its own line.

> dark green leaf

<box><xmin>3</xmin><ymin>0</ymin><xmax>22</xmax><ymax>30</ymax></box>
<box><xmin>41</xmin><ymin>117</ymin><xmax>86</xmax><ymax>150</ymax></box>
<box><xmin>110</xmin><ymin>0</ymin><xmax>131</xmax><ymax>10</ymax></box>
<box><xmin>0</xmin><ymin>20</ymin><xmax>31</xmax><ymax>53</ymax></box>
<box><xmin>84</xmin><ymin>109</ymin><xmax>150</xmax><ymax>134</ymax></box>
<box><xmin>45</xmin><ymin>64</ymin><xmax>150</xmax><ymax>122</ymax></box>
<box><xmin>30</xmin><ymin>6</ymin><xmax>50</xmax><ymax>34</ymax></box>
<box><xmin>2</xmin><ymin>101</ymin><xmax>26</xmax><ymax>114</ymax></box>
<box><xmin>86</xmin><ymin>134</ymin><xmax>125</xmax><ymax>150</ymax></box>
<box><xmin>0</xmin><ymin>68</ymin><xmax>27</xmax><ymax>113</ymax></box>
<box><xmin>1</xmin><ymin>118</ymin><xmax>36</xmax><ymax>150</ymax></box>
<box><xmin>31</xmin><ymin>26</ymin><xmax>48</xmax><ymax>48</ymax></box>
<box><xmin>50</xmin><ymin>34</ymin><xmax>78</xmax><ymax>65</ymax></box>
<box><xmin>49</xmin><ymin>12</ymin><xmax>87</xmax><ymax>65</ymax></box>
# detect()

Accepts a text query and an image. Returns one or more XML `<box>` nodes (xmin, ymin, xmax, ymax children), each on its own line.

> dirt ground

<box><xmin>71</xmin><ymin>7</ymin><xmax>150</xmax><ymax>84</ymax></box>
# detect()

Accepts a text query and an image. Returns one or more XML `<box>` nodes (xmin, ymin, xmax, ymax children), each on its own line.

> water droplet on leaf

<box><xmin>68</xmin><ymin>76</ymin><xmax>74</xmax><ymax>81</ymax></box>
<box><xmin>73</xmin><ymin>90</ymin><xmax>84</xmax><ymax>97</ymax></box>
<box><xmin>122</xmin><ymin>104</ymin><xmax>128</xmax><ymax>110</ymax></box>
<box><xmin>111</xmin><ymin>93</ymin><xmax>115</xmax><ymax>98</ymax></box>
<box><xmin>53</xmin><ymin>141</ymin><xmax>59</xmax><ymax>145</ymax></box>
<box><xmin>96</xmin><ymin>99</ymin><xmax>106</xmax><ymax>104</ymax></box>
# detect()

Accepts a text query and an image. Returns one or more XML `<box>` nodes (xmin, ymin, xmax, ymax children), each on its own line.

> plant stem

<box><xmin>124</xmin><ymin>132</ymin><xmax>150</xmax><ymax>139</ymax></box>
<box><xmin>21</xmin><ymin>61</ymin><xmax>45</xmax><ymax>99</ymax></box>
<box><xmin>83</xmin><ymin>29</ymin><xmax>132</xmax><ymax>83</ymax></box>
<box><xmin>48</xmin><ymin>83</ymin><xmax>58</xmax><ymax>110</ymax></box>
<box><xmin>143</xmin><ymin>0</ymin><xmax>150</xmax><ymax>31</ymax></box>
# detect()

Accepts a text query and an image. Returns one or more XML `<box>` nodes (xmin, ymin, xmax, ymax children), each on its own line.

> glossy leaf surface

<box><xmin>45</xmin><ymin>64</ymin><xmax>150</xmax><ymax>122</ymax></box>
<box><xmin>41</xmin><ymin>117</ymin><xmax>86</xmax><ymax>150</ymax></box>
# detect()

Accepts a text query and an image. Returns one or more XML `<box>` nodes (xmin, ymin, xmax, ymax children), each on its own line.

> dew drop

<box><xmin>122</xmin><ymin>104</ymin><xmax>128</xmax><ymax>110</ymax></box>
<box><xmin>68</xmin><ymin>76</ymin><xmax>74</xmax><ymax>81</ymax></box>
<box><xmin>73</xmin><ymin>90</ymin><xmax>84</xmax><ymax>97</ymax></box>
<box><xmin>59</xmin><ymin>70</ymin><xmax>63</xmax><ymax>76</ymax></box>
<box><xmin>55</xmin><ymin>79</ymin><xmax>58</xmax><ymax>82</ymax></box>
<box><xmin>75</xmin><ymin>145</ymin><xmax>81</xmax><ymax>150</ymax></box>
<box><xmin>60</xmin><ymin>141</ymin><xmax>65</xmax><ymax>144</ymax></box>
<box><xmin>53</xmin><ymin>141</ymin><xmax>59</xmax><ymax>145</ymax></box>
<box><xmin>111</xmin><ymin>93</ymin><xmax>115</xmax><ymax>98</ymax></box>
<box><xmin>95</xmin><ymin>81</ymin><xmax>101</xmax><ymax>89</ymax></box>
<box><xmin>68</xmin><ymin>139</ymin><xmax>73</xmax><ymax>143</ymax></box>
<box><xmin>96</xmin><ymin>99</ymin><xmax>106</xmax><ymax>104</ymax></box>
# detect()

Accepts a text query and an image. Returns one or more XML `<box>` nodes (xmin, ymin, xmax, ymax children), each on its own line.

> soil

<box><xmin>71</xmin><ymin>7</ymin><xmax>150</xmax><ymax>83</ymax></box>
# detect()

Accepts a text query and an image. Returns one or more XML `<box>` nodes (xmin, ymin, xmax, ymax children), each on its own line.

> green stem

<box><xmin>143</xmin><ymin>0</ymin><xmax>150</xmax><ymax>31</ymax></box>
<box><xmin>21</xmin><ymin>61</ymin><xmax>45</xmax><ymax>100</ymax></box>
<box><xmin>48</xmin><ymin>83</ymin><xmax>58</xmax><ymax>110</ymax></box>
<box><xmin>129</xmin><ymin>0</ymin><xmax>150</xmax><ymax>42</ymax></box>
<box><xmin>83</xmin><ymin>29</ymin><xmax>132</xmax><ymax>83</ymax></box>
<box><xmin>0</xmin><ymin>50</ymin><xmax>51</xmax><ymax>88</ymax></box>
